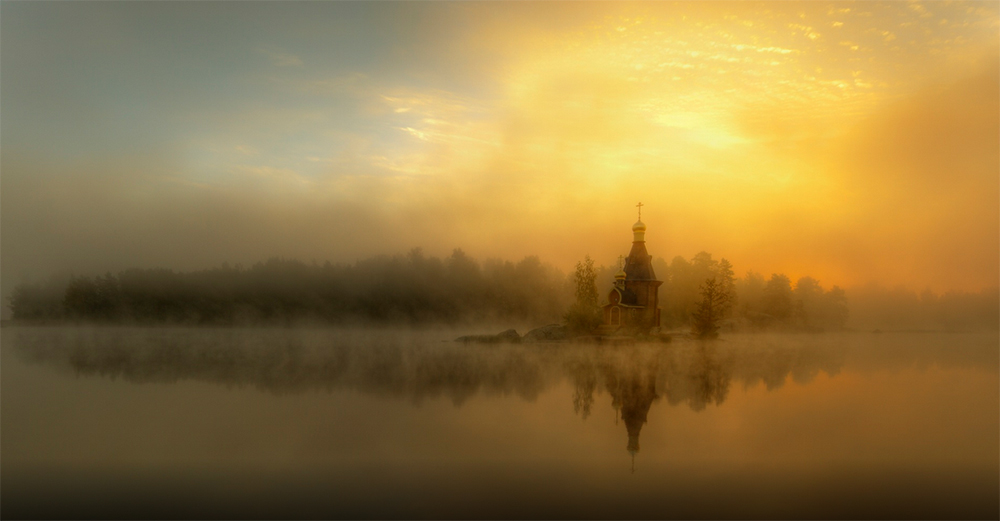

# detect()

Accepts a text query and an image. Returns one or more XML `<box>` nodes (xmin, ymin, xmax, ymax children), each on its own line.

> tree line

<box><xmin>586</xmin><ymin>252</ymin><xmax>850</xmax><ymax>335</ymax></box>
<box><xmin>8</xmin><ymin>249</ymin><xmax>570</xmax><ymax>325</ymax></box>
<box><xmin>7</xmin><ymin>249</ymin><xmax>997</xmax><ymax>332</ymax></box>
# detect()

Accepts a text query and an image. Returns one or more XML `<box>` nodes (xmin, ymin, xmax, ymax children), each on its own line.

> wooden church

<box><xmin>601</xmin><ymin>203</ymin><xmax>662</xmax><ymax>333</ymax></box>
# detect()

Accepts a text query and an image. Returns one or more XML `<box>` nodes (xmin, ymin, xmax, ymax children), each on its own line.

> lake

<box><xmin>2</xmin><ymin>326</ymin><xmax>997</xmax><ymax>519</ymax></box>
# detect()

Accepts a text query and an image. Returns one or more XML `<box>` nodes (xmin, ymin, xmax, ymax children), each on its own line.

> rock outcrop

<box><xmin>455</xmin><ymin>328</ymin><xmax>521</xmax><ymax>344</ymax></box>
<box><xmin>522</xmin><ymin>324</ymin><xmax>568</xmax><ymax>343</ymax></box>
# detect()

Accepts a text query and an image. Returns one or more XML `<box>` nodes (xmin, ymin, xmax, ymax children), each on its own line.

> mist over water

<box><xmin>2</xmin><ymin>326</ymin><xmax>997</xmax><ymax>519</ymax></box>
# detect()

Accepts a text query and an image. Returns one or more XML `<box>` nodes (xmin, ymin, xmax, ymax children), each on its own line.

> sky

<box><xmin>2</xmin><ymin>1</ymin><xmax>998</xmax><ymax>300</ymax></box>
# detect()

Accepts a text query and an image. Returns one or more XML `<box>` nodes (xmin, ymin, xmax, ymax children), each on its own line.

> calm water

<box><xmin>2</xmin><ymin>326</ymin><xmax>997</xmax><ymax>519</ymax></box>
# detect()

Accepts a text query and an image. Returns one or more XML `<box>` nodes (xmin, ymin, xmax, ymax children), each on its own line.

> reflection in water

<box><xmin>575</xmin><ymin>343</ymin><xmax>732</xmax><ymax>462</ymax></box>
<box><xmin>608</xmin><ymin>360</ymin><xmax>657</xmax><ymax>466</ymax></box>
<box><xmin>10</xmin><ymin>328</ymin><xmax>850</xmax><ymax>459</ymax></box>
<box><xmin>4</xmin><ymin>327</ymin><xmax>998</xmax><ymax>519</ymax></box>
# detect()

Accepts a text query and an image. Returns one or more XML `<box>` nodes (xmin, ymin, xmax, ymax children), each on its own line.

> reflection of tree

<box><xmin>12</xmin><ymin>328</ymin><xmax>854</xmax><ymax>455</ymax></box>
<box><xmin>570</xmin><ymin>361</ymin><xmax>597</xmax><ymax>420</ymax></box>
<box><xmin>11</xmin><ymin>329</ymin><xmax>851</xmax><ymax>407</ymax></box>
<box><xmin>12</xmin><ymin>328</ymin><xmax>555</xmax><ymax>406</ymax></box>
<box><xmin>686</xmin><ymin>344</ymin><xmax>731</xmax><ymax>411</ymax></box>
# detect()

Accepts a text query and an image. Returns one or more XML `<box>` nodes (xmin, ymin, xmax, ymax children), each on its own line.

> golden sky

<box><xmin>2</xmin><ymin>1</ymin><xmax>998</xmax><ymax>294</ymax></box>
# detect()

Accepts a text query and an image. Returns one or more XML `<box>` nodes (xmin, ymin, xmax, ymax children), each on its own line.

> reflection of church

<box><xmin>607</xmin><ymin>364</ymin><xmax>659</xmax><ymax>465</ymax></box>
<box><xmin>584</xmin><ymin>345</ymin><xmax>733</xmax><ymax>471</ymax></box>
<box><xmin>601</xmin><ymin>203</ymin><xmax>663</xmax><ymax>333</ymax></box>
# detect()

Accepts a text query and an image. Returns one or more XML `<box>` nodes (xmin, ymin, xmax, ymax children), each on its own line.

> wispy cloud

<box><xmin>2</xmin><ymin>1</ymin><xmax>997</xmax><ymax>300</ymax></box>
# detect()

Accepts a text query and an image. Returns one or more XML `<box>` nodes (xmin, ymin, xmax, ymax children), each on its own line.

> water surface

<box><xmin>2</xmin><ymin>326</ymin><xmax>997</xmax><ymax>519</ymax></box>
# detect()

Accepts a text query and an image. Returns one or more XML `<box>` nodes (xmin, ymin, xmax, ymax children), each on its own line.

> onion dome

<box><xmin>632</xmin><ymin>220</ymin><xmax>646</xmax><ymax>242</ymax></box>
<box><xmin>615</xmin><ymin>267</ymin><xmax>627</xmax><ymax>280</ymax></box>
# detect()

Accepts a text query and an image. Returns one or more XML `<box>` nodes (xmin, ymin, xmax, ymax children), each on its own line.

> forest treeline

<box><xmin>7</xmin><ymin>249</ymin><xmax>998</xmax><ymax>331</ymax></box>
<box><xmin>9</xmin><ymin>250</ymin><xmax>569</xmax><ymax>325</ymax></box>
<box><xmin>591</xmin><ymin>252</ymin><xmax>851</xmax><ymax>332</ymax></box>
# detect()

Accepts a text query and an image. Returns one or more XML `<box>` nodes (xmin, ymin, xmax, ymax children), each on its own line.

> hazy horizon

<box><xmin>3</xmin><ymin>2</ymin><xmax>998</xmax><ymax>310</ymax></box>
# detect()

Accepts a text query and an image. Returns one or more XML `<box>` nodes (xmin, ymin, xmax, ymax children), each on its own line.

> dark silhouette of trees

<box><xmin>65</xmin><ymin>273</ymin><xmax>123</xmax><ymax>321</ymax></box>
<box><xmin>660</xmin><ymin>252</ymin><xmax>738</xmax><ymax>328</ymax></box>
<box><xmin>662</xmin><ymin>253</ymin><xmax>712</xmax><ymax>327</ymax></box>
<box><xmin>731</xmin><ymin>273</ymin><xmax>849</xmax><ymax>331</ymax></box>
<box><xmin>565</xmin><ymin>255</ymin><xmax>601</xmax><ymax>333</ymax></box>
<box><xmin>8</xmin><ymin>247</ymin><xmax>995</xmax><ymax>332</ymax></box>
<box><xmin>820</xmin><ymin>286</ymin><xmax>849</xmax><ymax>329</ymax></box>
<box><xmin>9</xmin><ymin>253</ymin><xmax>571</xmax><ymax>325</ymax></box>
<box><xmin>7</xmin><ymin>277</ymin><xmax>66</xmax><ymax>320</ymax></box>
<box><xmin>717</xmin><ymin>258</ymin><xmax>737</xmax><ymax>315</ymax></box>
<box><xmin>793</xmin><ymin>277</ymin><xmax>848</xmax><ymax>331</ymax></box>
<box><xmin>691</xmin><ymin>277</ymin><xmax>733</xmax><ymax>339</ymax></box>
<box><xmin>762</xmin><ymin>273</ymin><xmax>794</xmax><ymax>325</ymax></box>
<box><xmin>793</xmin><ymin>276</ymin><xmax>823</xmax><ymax>328</ymax></box>
<box><xmin>735</xmin><ymin>271</ymin><xmax>767</xmax><ymax>327</ymax></box>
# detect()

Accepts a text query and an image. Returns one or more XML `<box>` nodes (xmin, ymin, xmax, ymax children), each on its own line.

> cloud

<box><xmin>2</xmin><ymin>1</ymin><xmax>998</xmax><ymax>313</ymax></box>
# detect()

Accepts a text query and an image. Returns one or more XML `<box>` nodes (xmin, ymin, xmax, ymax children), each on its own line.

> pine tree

<box><xmin>692</xmin><ymin>277</ymin><xmax>733</xmax><ymax>339</ymax></box>
<box><xmin>717</xmin><ymin>258</ymin><xmax>737</xmax><ymax>317</ymax></box>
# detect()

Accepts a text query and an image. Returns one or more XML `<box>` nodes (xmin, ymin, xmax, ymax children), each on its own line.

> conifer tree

<box><xmin>718</xmin><ymin>258</ymin><xmax>737</xmax><ymax>317</ymax></box>
<box><xmin>692</xmin><ymin>277</ymin><xmax>732</xmax><ymax>339</ymax></box>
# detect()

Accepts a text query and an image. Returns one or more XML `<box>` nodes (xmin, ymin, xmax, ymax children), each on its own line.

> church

<box><xmin>600</xmin><ymin>203</ymin><xmax>663</xmax><ymax>333</ymax></box>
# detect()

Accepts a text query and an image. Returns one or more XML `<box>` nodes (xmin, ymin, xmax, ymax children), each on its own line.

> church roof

<box><xmin>624</xmin><ymin>241</ymin><xmax>657</xmax><ymax>281</ymax></box>
<box><xmin>619</xmin><ymin>286</ymin><xmax>639</xmax><ymax>306</ymax></box>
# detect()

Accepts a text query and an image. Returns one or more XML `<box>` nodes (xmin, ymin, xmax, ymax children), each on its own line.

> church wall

<box><xmin>616</xmin><ymin>280</ymin><xmax>661</xmax><ymax>330</ymax></box>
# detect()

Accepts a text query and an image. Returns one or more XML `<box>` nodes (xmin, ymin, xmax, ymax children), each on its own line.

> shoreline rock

<box><xmin>522</xmin><ymin>324</ymin><xmax>568</xmax><ymax>343</ymax></box>
<box><xmin>455</xmin><ymin>328</ymin><xmax>521</xmax><ymax>344</ymax></box>
<box><xmin>455</xmin><ymin>325</ymin><xmax>671</xmax><ymax>345</ymax></box>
